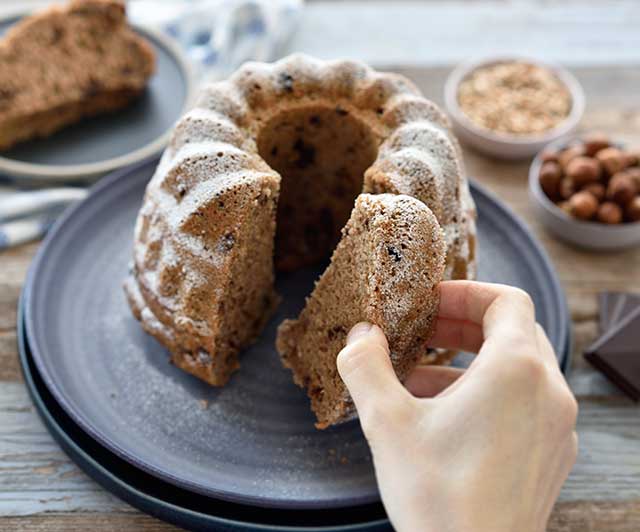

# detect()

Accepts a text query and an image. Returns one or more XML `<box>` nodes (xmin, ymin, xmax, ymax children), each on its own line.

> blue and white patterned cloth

<box><xmin>0</xmin><ymin>0</ymin><xmax>302</xmax><ymax>250</ymax></box>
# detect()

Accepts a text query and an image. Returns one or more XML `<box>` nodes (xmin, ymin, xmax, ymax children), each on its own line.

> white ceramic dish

<box><xmin>0</xmin><ymin>10</ymin><xmax>196</xmax><ymax>184</ymax></box>
<box><xmin>529</xmin><ymin>138</ymin><xmax>640</xmax><ymax>251</ymax></box>
<box><xmin>444</xmin><ymin>56</ymin><xmax>585</xmax><ymax>160</ymax></box>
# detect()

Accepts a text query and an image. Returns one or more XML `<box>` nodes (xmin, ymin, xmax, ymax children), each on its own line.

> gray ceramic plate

<box><xmin>0</xmin><ymin>12</ymin><xmax>194</xmax><ymax>183</ymax></box>
<box><xmin>25</xmin><ymin>158</ymin><xmax>570</xmax><ymax>510</ymax></box>
<box><xmin>17</xmin><ymin>299</ymin><xmax>390</xmax><ymax>531</ymax></box>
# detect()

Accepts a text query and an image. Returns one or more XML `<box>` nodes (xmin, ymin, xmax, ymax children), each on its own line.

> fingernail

<box><xmin>346</xmin><ymin>322</ymin><xmax>373</xmax><ymax>344</ymax></box>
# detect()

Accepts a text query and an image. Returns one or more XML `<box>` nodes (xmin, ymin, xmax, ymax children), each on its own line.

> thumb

<box><xmin>337</xmin><ymin>322</ymin><xmax>414</xmax><ymax>433</ymax></box>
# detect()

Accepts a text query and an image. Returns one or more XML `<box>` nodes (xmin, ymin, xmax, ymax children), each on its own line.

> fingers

<box><xmin>428</xmin><ymin>317</ymin><xmax>483</xmax><ymax>353</ymax></box>
<box><xmin>404</xmin><ymin>365</ymin><xmax>465</xmax><ymax>397</ymax></box>
<box><xmin>438</xmin><ymin>281</ymin><xmax>510</xmax><ymax>323</ymax></box>
<box><xmin>439</xmin><ymin>281</ymin><xmax>535</xmax><ymax>330</ymax></box>
<box><xmin>337</xmin><ymin>323</ymin><xmax>414</xmax><ymax>433</ymax></box>
<box><xmin>438</xmin><ymin>281</ymin><xmax>538</xmax><ymax>364</ymax></box>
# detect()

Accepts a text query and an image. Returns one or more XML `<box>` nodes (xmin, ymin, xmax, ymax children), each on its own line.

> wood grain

<box><xmin>0</xmin><ymin>514</ymin><xmax>179</xmax><ymax>531</ymax></box>
<box><xmin>549</xmin><ymin>500</ymin><xmax>640</xmax><ymax>532</ymax></box>
<box><xmin>0</xmin><ymin>64</ymin><xmax>638</xmax><ymax>530</ymax></box>
<box><xmin>0</xmin><ymin>502</ymin><xmax>639</xmax><ymax>532</ymax></box>
<box><xmin>0</xmin><ymin>505</ymin><xmax>638</xmax><ymax>532</ymax></box>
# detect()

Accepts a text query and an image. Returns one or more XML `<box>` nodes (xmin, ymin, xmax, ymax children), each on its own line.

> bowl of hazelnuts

<box><xmin>529</xmin><ymin>133</ymin><xmax>640</xmax><ymax>251</ymax></box>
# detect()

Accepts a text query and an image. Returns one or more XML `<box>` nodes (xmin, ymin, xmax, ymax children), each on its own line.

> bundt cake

<box><xmin>277</xmin><ymin>193</ymin><xmax>446</xmax><ymax>428</ymax></box>
<box><xmin>0</xmin><ymin>0</ymin><xmax>155</xmax><ymax>150</ymax></box>
<box><xmin>125</xmin><ymin>54</ymin><xmax>476</xmax><ymax>425</ymax></box>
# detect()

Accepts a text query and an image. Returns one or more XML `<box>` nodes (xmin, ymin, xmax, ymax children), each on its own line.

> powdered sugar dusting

<box><xmin>127</xmin><ymin>53</ymin><xmax>474</xmax><ymax>397</ymax></box>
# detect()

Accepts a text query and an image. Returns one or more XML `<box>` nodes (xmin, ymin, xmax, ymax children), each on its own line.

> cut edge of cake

<box><xmin>276</xmin><ymin>193</ymin><xmax>446</xmax><ymax>428</ymax></box>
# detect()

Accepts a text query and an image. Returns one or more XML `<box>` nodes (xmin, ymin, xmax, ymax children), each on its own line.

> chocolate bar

<box><xmin>585</xmin><ymin>304</ymin><xmax>640</xmax><ymax>402</ymax></box>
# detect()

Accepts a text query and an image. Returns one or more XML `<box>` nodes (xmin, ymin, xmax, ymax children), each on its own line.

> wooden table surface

<box><xmin>1</xmin><ymin>63</ymin><xmax>639</xmax><ymax>530</ymax></box>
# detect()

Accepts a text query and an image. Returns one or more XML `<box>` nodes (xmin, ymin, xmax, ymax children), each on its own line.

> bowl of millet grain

<box><xmin>444</xmin><ymin>57</ymin><xmax>585</xmax><ymax>159</ymax></box>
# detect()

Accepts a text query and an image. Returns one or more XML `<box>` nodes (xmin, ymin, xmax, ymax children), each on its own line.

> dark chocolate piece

<box><xmin>585</xmin><ymin>306</ymin><xmax>640</xmax><ymax>402</ymax></box>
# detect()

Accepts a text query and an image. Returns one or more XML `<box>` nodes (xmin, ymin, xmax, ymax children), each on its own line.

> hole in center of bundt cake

<box><xmin>256</xmin><ymin>105</ymin><xmax>379</xmax><ymax>271</ymax></box>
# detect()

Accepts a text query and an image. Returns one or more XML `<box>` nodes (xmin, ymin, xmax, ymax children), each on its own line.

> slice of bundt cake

<box><xmin>126</xmin><ymin>54</ymin><xmax>476</xmax><ymax>408</ymax></box>
<box><xmin>0</xmin><ymin>0</ymin><xmax>155</xmax><ymax>150</ymax></box>
<box><xmin>277</xmin><ymin>193</ymin><xmax>446</xmax><ymax>428</ymax></box>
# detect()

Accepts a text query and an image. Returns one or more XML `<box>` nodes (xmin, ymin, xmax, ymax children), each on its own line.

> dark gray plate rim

<box><xmin>24</xmin><ymin>157</ymin><xmax>571</xmax><ymax>509</ymax></box>
<box><xmin>0</xmin><ymin>10</ymin><xmax>195</xmax><ymax>182</ymax></box>
<box><xmin>16</xmin><ymin>292</ymin><xmax>391</xmax><ymax>532</ymax></box>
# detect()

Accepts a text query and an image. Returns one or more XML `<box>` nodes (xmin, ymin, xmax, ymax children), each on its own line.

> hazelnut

<box><xmin>597</xmin><ymin>201</ymin><xmax>623</xmax><ymax>224</ymax></box>
<box><xmin>559</xmin><ymin>177</ymin><xmax>576</xmax><ymax>200</ymax></box>
<box><xmin>540</xmin><ymin>149</ymin><xmax>559</xmax><ymax>164</ymax></box>
<box><xmin>568</xmin><ymin>191</ymin><xmax>598</xmax><ymax>220</ymax></box>
<box><xmin>624</xmin><ymin>167</ymin><xmax>640</xmax><ymax>190</ymax></box>
<box><xmin>596</xmin><ymin>147</ymin><xmax>634</xmax><ymax>176</ymax></box>
<box><xmin>626</xmin><ymin>196</ymin><xmax>640</xmax><ymax>222</ymax></box>
<box><xmin>583</xmin><ymin>133</ymin><xmax>610</xmax><ymax>156</ymax></box>
<box><xmin>565</xmin><ymin>156</ymin><xmax>602</xmax><ymax>187</ymax></box>
<box><xmin>539</xmin><ymin>162</ymin><xmax>562</xmax><ymax>199</ymax></box>
<box><xmin>607</xmin><ymin>174</ymin><xmax>637</xmax><ymax>205</ymax></box>
<box><xmin>558</xmin><ymin>145</ymin><xmax>585</xmax><ymax>172</ymax></box>
<box><xmin>582</xmin><ymin>182</ymin><xmax>606</xmax><ymax>201</ymax></box>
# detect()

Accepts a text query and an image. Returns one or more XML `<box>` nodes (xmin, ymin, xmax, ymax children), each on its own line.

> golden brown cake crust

<box><xmin>0</xmin><ymin>0</ymin><xmax>155</xmax><ymax>150</ymax></box>
<box><xmin>125</xmin><ymin>54</ymin><xmax>476</xmax><ymax>405</ymax></box>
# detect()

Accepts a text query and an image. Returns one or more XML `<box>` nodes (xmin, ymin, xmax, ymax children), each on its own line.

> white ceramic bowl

<box><xmin>529</xmin><ymin>138</ymin><xmax>640</xmax><ymax>251</ymax></box>
<box><xmin>444</xmin><ymin>56</ymin><xmax>585</xmax><ymax>160</ymax></box>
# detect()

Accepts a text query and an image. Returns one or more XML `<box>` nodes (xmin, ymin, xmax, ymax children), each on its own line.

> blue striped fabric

<box><xmin>0</xmin><ymin>0</ymin><xmax>302</xmax><ymax>250</ymax></box>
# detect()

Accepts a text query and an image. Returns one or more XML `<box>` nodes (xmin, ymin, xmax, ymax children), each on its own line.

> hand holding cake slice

<box><xmin>277</xmin><ymin>193</ymin><xmax>446</xmax><ymax>428</ymax></box>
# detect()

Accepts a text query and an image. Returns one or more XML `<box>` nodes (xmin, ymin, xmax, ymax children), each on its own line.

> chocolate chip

<box><xmin>335</xmin><ymin>106</ymin><xmax>349</xmax><ymax>116</ymax></box>
<box><xmin>293</xmin><ymin>138</ymin><xmax>315</xmax><ymax>169</ymax></box>
<box><xmin>51</xmin><ymin>26</ymin><xmax>64</xmax><ymax>44</ymax></box>
<box><xmin>387</xmin><ymin>245</ymin><xmax>402</xmax><ymax>262</ymax></box>
<box><xmin>0</xmin><ymin>88</ymin><xmax>15</xmax><ymax>101</ymax></box>
<box><xmin>327</xmin><ymin>325</ymin><xmax>347</xmax><ymax>341</ymax></box>
<box><xmin>309</xmin><ymin>386</ymin><xmax>325</xmax><ymax>398</ymax></box>
<box><xmin>309</xmin><ymin>115</ymin><xmax>321</xmax><ymax>126</ymax></box>
<box><xmin>0</xmin><ymin>88</ymin><xmax>15</xmax><ymax>110</ymax></box>
<box><xmin>219</xmin><ymin>233</ymin><xmax>235</xmax><ymax>252</ymax></box>
<box><xmin>279</xmin><ymin>72</ymin><xmax>294</xmax><ymax>92</ymax></box>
